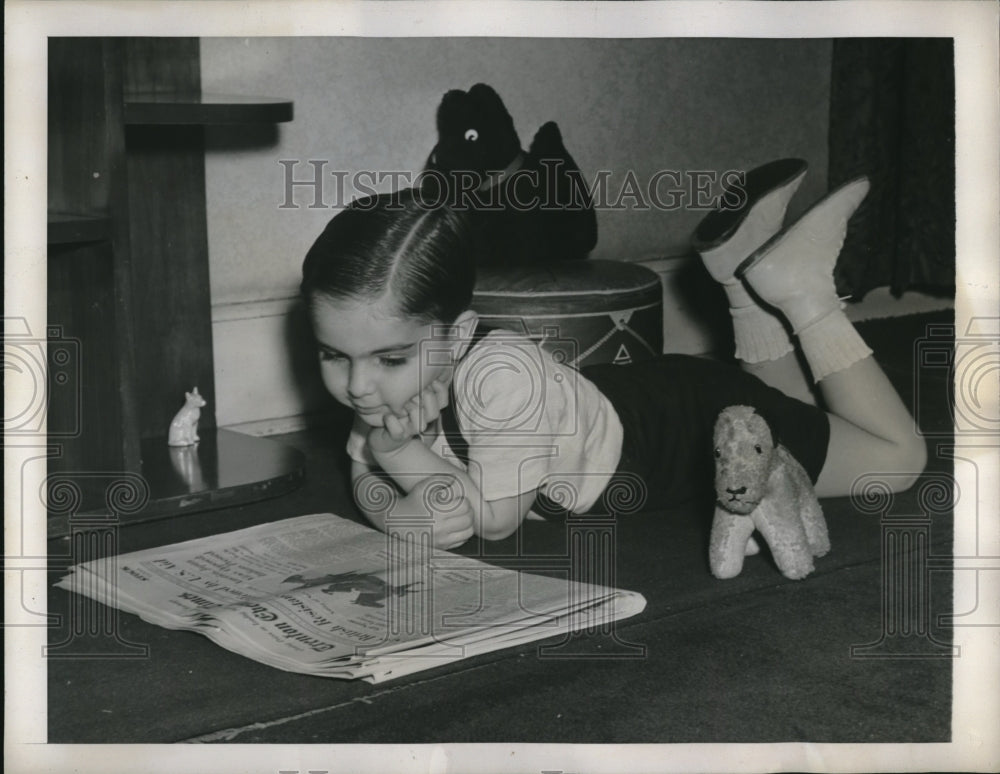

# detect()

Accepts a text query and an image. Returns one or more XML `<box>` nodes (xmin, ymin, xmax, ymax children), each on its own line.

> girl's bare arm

<box><xmin>367</xmin><ymin>430</ymin><xmax>535</xmax><ymax>543</ymax></box>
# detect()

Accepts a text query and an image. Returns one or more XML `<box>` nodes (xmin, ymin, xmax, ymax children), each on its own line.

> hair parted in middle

<box><xmin>301</xmin><ymin>187</ymin><xmax>476</xmax><ymax>324</ymax></box>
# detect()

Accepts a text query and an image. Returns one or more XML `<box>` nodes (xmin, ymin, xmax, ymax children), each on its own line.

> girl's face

<box><xmin>309</xmin><ymin>293</ymin><xmax>474</xmax><ymax>427</ymax></box>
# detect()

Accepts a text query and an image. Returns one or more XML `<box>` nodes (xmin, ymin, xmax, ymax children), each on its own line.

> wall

<box><xmin>201</xmin><ymin>37</ymin><xmax>831</xmax><ymax>432</ymax></box>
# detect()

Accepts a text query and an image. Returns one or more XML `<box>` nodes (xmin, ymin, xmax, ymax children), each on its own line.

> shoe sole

<box><xmin>691</xmin><ymin>158</ymin><xmax>808</xmax><ymax>250</ymax></box>
<box><xmin>734</xmin><ymin>175</ymin><xmax>870</xmax><ymax>281</ymax></box>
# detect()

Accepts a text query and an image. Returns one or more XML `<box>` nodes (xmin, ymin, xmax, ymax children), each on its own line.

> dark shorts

<box><xmin>580</xmin><ymin>354</ymin><xmax>831</xmax><ymax>512</ymax></box>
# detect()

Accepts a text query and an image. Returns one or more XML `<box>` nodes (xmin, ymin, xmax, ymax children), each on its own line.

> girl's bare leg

<box><xmin>735</xmin><ymin>177</ymin><xmax>927</xmax><ymax>496</ymax></box>
<box><xmin>740</xmin><ymin>346</ymin><xmax>819</xmax><ymax>407</ymax></box>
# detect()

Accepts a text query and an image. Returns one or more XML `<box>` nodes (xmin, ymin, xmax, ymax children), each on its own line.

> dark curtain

<box><xmin>829</xmin><ymin>38</ymin><xmax>955</xmax><ymax>300</ymax></box>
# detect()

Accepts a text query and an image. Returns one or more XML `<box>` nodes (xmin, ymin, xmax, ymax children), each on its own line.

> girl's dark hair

<box><xmin>300</xmin><ymin>188</ymin><xmax>475</xmax><ymax>324</ymax></box>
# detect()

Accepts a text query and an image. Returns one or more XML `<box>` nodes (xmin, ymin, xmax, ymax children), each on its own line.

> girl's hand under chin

<box><xmin>368</xmin><ymin>374</ymin><xmax>451</xmax><ymax>452</ymax></box>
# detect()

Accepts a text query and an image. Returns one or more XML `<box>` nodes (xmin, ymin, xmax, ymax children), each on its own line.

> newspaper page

<box><xmin>55</xmin><ymin>512</ymin><xmax>646</xmax><ymax>683</ymax></box>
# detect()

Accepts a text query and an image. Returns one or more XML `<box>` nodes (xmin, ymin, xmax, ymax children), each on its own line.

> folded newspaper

<box><xmin>56</xmin><ymin>513</ymin><xmax>646</xmax><ymax>683</ymax></box>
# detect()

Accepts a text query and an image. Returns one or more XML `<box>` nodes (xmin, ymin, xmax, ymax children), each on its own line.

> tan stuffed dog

<box><xmin>709</xmin><ymin>405</ymin><xmax>830</xmax><ymax>580</ymax></box>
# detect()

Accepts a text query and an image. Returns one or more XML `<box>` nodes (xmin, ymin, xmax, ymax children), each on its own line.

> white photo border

<box><xmin>5</xmin><ymin>2</ymin><xmax>998</xmax><ymax>773</ymax></box>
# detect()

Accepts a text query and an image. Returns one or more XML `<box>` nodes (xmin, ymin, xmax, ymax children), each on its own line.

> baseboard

<box><xmin>844</xmin><ymin>287</ymin><xmax>955</xmax><ymax>322</ymax></box>
<box><xmin>221</xmin><ymin>414</ymin><xmax>312</xmax><ymax>438</ymax></box>
<box><xmin>212</xmin><ymin>270</ymin><xmax>955</xmax><ymax>437</ymax></box>
<box><xmin>636</xmin><ymin>254</ymin><xmax>730</xmax><ymax>356</ymax></box>
<box><xmin>212</xmin><ymin>295</ymin><xmax>331</xmax><ymax>432</ymax></box>
<box><xmin>209</xmin><ymin>263</ymin><xmax>724</xmax><ymax>437</ymax></box>
<box><xmin>635</xmin><ymin>253</ymin><xmax>956</xmax><ymax>349</ymax></box>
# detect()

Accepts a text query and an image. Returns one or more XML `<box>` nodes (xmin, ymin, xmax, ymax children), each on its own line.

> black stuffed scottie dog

<box><xmin>423</xmin><ymin>83</ymin><xmax>597</xmax><ymax>267</ymax></box>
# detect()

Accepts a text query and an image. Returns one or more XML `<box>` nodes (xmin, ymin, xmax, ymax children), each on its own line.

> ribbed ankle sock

<box><xmin>797</xmin><ymin>311</ymin><xmax>873</xmax><ymax>381</ymax></box>
<box><xmin>730</xmin><ymin>303</ymin><xmax>795</xmax><ymax>363</ymax></box>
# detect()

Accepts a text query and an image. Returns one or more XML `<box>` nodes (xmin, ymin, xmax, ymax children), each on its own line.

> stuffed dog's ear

<box><xmin>468</xmin><ymin>83</ymin><xmax>506</xmax><ymax>111</ymax></box>
<box><xmin>436</xmin><ymin>88</ymin><xmax>469</xmax><ymax>132</ymax></box>
<box><xmin>468</xmin><ymin>83</ymin><xmax>519</xmax><ymax>151</ymax></box>
<box><xmin>437</xmin><ymin>84</ymin><xmax>508</xmax><ymax>131</ymax></box>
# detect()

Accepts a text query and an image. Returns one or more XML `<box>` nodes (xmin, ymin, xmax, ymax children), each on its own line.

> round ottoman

<box><xmin>472</xmin><ymin>259</ymin><xmax>664</xmax><ymax>369</ymax></box>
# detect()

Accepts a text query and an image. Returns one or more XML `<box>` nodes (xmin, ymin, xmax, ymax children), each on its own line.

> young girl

<box><xmin>301</xmin><ymin>160</ymin><xmax>927</xmax><ymax>549</ymax></box>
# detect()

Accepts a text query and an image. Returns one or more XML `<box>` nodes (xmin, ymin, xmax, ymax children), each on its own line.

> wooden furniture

<box><xmin>46</xmin><ymin>38</ymin><xmax>303</xmax><ymax>537</ymax></box>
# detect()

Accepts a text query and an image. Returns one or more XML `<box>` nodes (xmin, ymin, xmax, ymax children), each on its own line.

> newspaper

<box><xmin>55</xmin><ymin>513</ymin><xmax>646</xmax><ymax>683</ymax></box>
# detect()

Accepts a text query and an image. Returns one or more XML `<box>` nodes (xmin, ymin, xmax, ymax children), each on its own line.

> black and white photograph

<box><xmin>5</xmin><ymin>1</ymin><xmax>999</xmax><ymax>773</ymax></box>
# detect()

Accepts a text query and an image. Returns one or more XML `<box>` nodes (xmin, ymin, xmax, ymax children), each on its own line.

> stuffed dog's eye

<box><xmin>464</xmin><ymin>128</ymin><xmax>479</xmax><ymax>142</ymax></box>
<box><xmin>754</xmin><ymin>445</ymin><xmax>763</xmax><ymax>454</ymax></box>
<box><xmin>714</xmin><ymin>448</ymin><xmax>721</xmax><ymax>459</ymax></box>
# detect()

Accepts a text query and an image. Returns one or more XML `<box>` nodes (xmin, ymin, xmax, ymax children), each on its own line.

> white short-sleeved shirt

<box><xmin>346</xmin><ymin>329</ymin><xmax>624</xmax><ymax>513</ymax></box>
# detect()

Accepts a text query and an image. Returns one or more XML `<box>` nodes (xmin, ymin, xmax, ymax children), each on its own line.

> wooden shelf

<box><xmin>48</xmin><ymin>212</ymin><xmax>113</xmax><ymax>245</ymax></box>
<box><xmin>47</xmin><ymin>40</ymin><xmax>304</xmax><ymax>535</ymax></box>
<box><xmin>47</xmin><ymin>429</ymin><xmax>307</xmax><ymax>538</ymax></box>
<box><xmin>124</xmin><ymin>93</ymin><xmax>294</xmax><ymax>125</ymax></box>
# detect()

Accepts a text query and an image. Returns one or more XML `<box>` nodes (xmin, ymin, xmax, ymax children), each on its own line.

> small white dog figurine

<box><xmin>167</xmin><ymin>387</ymin><xmax>207</xmax><ymax>447</ymax></box>
<box><xmin>709</xmin><ymin>405</ymin><xmax>830</xmax><ymax>580</ymax></box>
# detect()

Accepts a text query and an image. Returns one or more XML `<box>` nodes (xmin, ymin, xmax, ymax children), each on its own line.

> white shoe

<box><xmin>693</xmin><ymin>158</ymin><xmax>809</xmax><ymax>285</ymax></box>
<box><xmin>736</xmin><ymin>176</ymin><xmax>870</xmax><ymax>332</ymax></box>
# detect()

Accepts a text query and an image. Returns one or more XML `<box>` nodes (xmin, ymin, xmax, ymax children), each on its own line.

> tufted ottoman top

<box><xmin>473</xmin><ymin>259</ymin><xmax>662</xmax><ymax>316</ymax></box>
<box><xmin>472</xmin><ymin>259</ymin><xmax>664</xmax><ymax>368</ymax></box>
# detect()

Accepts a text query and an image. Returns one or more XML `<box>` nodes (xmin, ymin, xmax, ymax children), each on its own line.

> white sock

<box><xmin>797</xmin><ymin>311</ymin><xmax>873</xmax><ymax>381</ymax></box>
<box><xmin>730</xmin><ymin>303</ymin><xmax>795</xmax><ymax>363</ymax></box>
